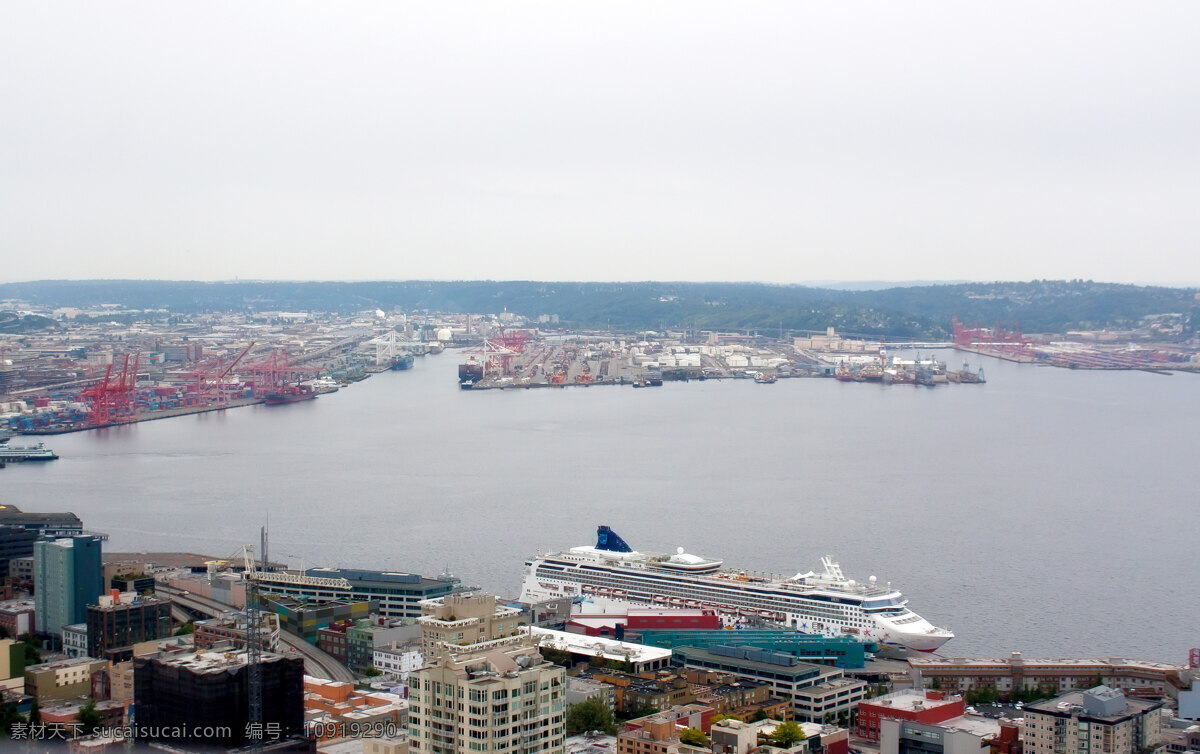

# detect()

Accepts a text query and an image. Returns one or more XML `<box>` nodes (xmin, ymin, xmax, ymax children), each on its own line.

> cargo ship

<box><xmin>459</xmin><ymin>356</ymin><xmax>484</xmax><ymax>385</ymax></box>
<box><xmin>263</xmin><ymin>386</ymin><xmax>316</xmax><ymax>405</ymax></box>
<box><xmin>390</xmin><ymin>352</ymin><xmax>415</xmax><ymax>371</ymax></box>
<box><xmin>520</xmin><ymin>526</ymin><xmax>954</xmax><ymax>653</ymax></box>
<box><xmin>0</xmin><ymin>441</ymin><xmax>59</xmax><ymax>462</ymax></box>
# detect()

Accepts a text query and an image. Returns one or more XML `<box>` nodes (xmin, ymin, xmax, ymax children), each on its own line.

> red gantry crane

<box><xmin>80</xmin><ymin>352</ymin><xmax>141</xmax><ymax>427</ymax></box>
<box><xmin>187</xmin><ymin>341</ymin><xmax>256</xmax><ymax>407</ymax></box>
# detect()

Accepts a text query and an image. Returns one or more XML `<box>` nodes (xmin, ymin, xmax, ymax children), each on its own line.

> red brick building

<box><xmin>856</xmin><ymin>689</ymin><xmax>964</xmax><ymax>742</ymax></box>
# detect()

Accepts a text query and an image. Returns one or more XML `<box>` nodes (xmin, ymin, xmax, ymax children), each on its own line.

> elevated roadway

<box><xmin>157</xmin><ymin>584</ymin><xmax>356</xmax><ymax>682</ymax></box>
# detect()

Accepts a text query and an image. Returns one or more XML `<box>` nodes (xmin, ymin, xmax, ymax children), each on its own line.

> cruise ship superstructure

<box><xmin>519</xmin><ymin>526</ymin><xmax>953</xmax><ymax>652</ymax></box>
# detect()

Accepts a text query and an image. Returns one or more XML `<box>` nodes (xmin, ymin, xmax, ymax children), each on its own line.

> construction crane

<box><xmin>240</xmin><ymin>529</ymin><xmax>268</xmax><ymax>749</ymax></box>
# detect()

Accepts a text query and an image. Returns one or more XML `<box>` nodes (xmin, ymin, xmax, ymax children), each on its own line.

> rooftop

<box><xmin>865</xmin><ymin>689</ymin><xmax>961</xmax><ymax>712</ymax></box>
<box><xmin>909</xmin><ymin>655</ymin><xmax>1183</xmax><ymax>671</ymax></box>
<box><xmin>0</xmin><ymin>504</ymin><xmax>81</xmax><ymax>525</ymax></box>
<box><xmin>530</xmin><ymin>627</ymin><xmax>673</xmax><ymax>665</ymax></box>
<box><xmin>673</xmin><ymin>645</ymin><xmax>832</xmax><ymax>679</ymax></box>
<box><xmin>304</xmin><ymin>567</ymin><xmax>453</xmax><ymax>588</ymax></box>
<box><xmin>143</xmin><ymin>648</ymin><xmax>294</xmax><ymax>673</ymax></box>
<box><xmin>1026</xmin><ymin>687</ymin><xmax>1164</xmax><ymax>722</ymax></box>
<box><xmin>26</xmin><ymin>657</ymin><xmax>106</xmax><ymax>672</ymax></box>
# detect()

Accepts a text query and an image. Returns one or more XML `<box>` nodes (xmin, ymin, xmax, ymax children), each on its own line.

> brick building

<box><xmin>856</xmin><ymin>690</ymin><xmax>965</xmax><ymax>742</ymax></box>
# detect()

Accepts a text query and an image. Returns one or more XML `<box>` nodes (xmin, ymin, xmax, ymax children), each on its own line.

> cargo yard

<box><xmin>2</xmin><ymin>299</ymin><xmax>1198</xmax><ymax>437</ymax></box>
<box><xmin>0</xmin><ymin>307</ymin><xmax>465</xmax><ymax>435</ymax></box>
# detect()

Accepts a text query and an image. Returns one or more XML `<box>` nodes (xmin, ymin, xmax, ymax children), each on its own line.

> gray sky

<box><xmin>2</xmin><ymin>1</ymin><xmax>1198</xmax><ymax>285</ymax></box>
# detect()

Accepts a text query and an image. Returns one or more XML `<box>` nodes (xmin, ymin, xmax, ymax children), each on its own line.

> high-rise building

<box><xmin>407</xmin><ymin>594</ymin><xmax>565</xmax><ymax>754</ymax></box>
<box><xmin>133</xmin><ymin>649</ymin><xmax>305</xmax><ymax>748</ymax></box>
<box><xmin>85</xmin><ymin>590</ymin><xmax>173</xmax><ymax>661</ymax></box>
<box><xmin>33</xmin><ymin>535</ymin><xmax>103</xmax><ymax>639</ymax></box>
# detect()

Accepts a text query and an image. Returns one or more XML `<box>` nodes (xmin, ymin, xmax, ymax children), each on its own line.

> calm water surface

<box><xmin>4</xmin><ymin>351</ymin><xmax>1197</xmax><ymax>661</ymax></box>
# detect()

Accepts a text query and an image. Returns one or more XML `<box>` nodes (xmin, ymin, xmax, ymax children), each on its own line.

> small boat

<box><xmin>754</xmin><ymin>372</ymin><xmax>777</xmax><ymax>384</ymax></box>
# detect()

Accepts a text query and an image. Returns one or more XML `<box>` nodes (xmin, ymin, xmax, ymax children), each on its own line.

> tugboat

<box><xmin>753</xmin><ymin>371</ymin><xmax>777</xmax><ymax>384</ymax></box>
<box><xmin>0</xmin><ymin>441</ymin><xmax>59</xmax><ymax>462</ymax></box>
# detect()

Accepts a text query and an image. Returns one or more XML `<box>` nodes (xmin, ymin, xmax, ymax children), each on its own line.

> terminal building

<box><xmin>253</xmin><ymin>567</ymin><xmax>462</xmax><ymax>620</ymax></box>
<box><xmin>909</xmin><ymin>653</ymin><xmax>1189</xmax><ymax>699</ymax></box>
<box><xmin>0</xmin><ymin>505</ymin><xmax>83</xmax><ymax>538</ymax></box>
<box><xmin>672</xmin><ymin>645</ymin><xmax>867</xmax><ymax>723</ymax></box>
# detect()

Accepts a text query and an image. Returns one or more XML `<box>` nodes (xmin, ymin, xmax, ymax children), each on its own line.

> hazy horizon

<box><xmin>3</xmin><ymin>2</ymin><xmax>1198</xmax><ymax>284</ymax></box>
<box><xmin>1</xmin><ymin>277</ymin><xmax>1198</xmax><ymax>291</ymax></box>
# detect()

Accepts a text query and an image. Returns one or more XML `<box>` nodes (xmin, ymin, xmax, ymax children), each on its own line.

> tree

<box><xmin>174</xmin><ymin>621</ymin><xmax>194</xmax><ymax>636</ymax></box>
<box><xmin>771</xmin><ymin>721</ymin><xmax>807</xmax><ymax>746</ymax></box>
<box><xmin>22</xmin><ymin>643</ymin><xmax>41</xmax><ymax>667</ymax></box>
<box><xmin>565</xmin><ymin>698</ymin><xmax>617</xmax><ymax>736</ymax></box>
<box><xmin>930</xmin><ymin>678</ymin><xmax>942</xmax><ymax>690</ymax></box>
<box><xmin>680</xmin><ymin>728</ymin><xmax>709</xmax><ymax>745</ymax></box>
<box><xmin>0</xmin><ymin>703</ymin><xmax>25</xmax><ymax>737</ymax></box>
<box><xmin>29</xmin><ymin>699</ymin><xmax>40</xmax><ymax>726</ymax></box>
<box><xmin>363</xmin><ymin>666</ymin><xmax>382</xmax><ymax>677</ymax></box>
<box><xmin>749</xmin><ymin>709</ymin><xmax>769</xmax><ymax>722</ymax></box>
<box><xmin>77</xmin><ymin>701</ymin><xmax>101</xmax><ymax>735</ymax></box>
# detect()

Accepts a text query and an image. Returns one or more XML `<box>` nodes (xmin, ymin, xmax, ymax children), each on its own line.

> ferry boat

<box><xmin>0</xmin><ymin>441</ymin><xmax>59</xmax><ymax>462</ymax></box>
<box><xmin>519</xmin><ymin>526</ymin><xmax>954</xmax><ymax>652</ymax></box>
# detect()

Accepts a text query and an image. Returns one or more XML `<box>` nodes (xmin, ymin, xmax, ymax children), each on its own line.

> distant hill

<box><xmin>0</xmin><ymin>310</ymin><xmax>61</xmax><ymax>334</ymax></box>
<box><xmin>0</xmin><ymin>279</ymin><xmax>1195</xmax><ymax>339</ymax></box>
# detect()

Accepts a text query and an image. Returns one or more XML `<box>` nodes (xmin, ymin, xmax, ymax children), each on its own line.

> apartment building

<box><xmin>1023</xmin><ymin>687</ymin><xmax>1164</xmax><ymax>754</ymax></box>
<box><xmin>408</xmin><ymin>593</ymin><xmax>565</xmax><ymax>754</ymax></box>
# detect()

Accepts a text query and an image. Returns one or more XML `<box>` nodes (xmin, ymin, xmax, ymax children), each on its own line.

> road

<box><xmin>158</xmin><ymin>584</ymin><xmax>357</xmax><ymax>682</ymax></box>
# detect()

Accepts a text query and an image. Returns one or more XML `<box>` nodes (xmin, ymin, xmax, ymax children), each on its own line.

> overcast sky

<box><xmin>2</xmin><ymin>2</ymin><xmax>1198</xmax><ymax>285</ymax></box>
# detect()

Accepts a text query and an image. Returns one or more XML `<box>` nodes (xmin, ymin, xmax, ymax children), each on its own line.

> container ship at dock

<box><xmin>520</xmin><ymin>526</ymin><xmax>954</xmax><ymax>653</ymax></box>
<box><xmin>263</xmin><ymin>385</ymin><xmax>317</xmax><ymax>405</ymax></box>
<box><xmin>459</xmin><ymin>356</ymin><xmax>484</xmax><ymax>388</ymax></box>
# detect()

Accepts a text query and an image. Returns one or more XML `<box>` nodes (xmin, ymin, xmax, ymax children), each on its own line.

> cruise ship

<box><xmin>519</xmin><ymin>526</ymin><xmax>953</xmax><ymax>652</ymax></box>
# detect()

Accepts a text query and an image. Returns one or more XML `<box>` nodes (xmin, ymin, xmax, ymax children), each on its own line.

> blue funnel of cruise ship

<box><xmin>596</xmin><ymin>525</ymin><xmax>633</xmax><ymax>553</ymax></box>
